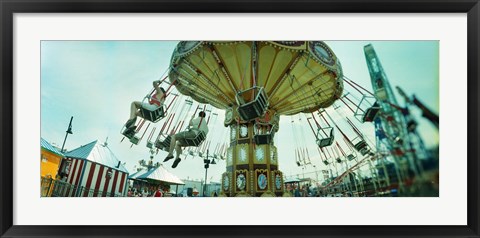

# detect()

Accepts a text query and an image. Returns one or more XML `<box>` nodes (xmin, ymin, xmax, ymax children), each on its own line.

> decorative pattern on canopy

<box><xmin>169</xmin><ymin>41</ymin><xmax>343</xmax><ymax>116</ymax></box>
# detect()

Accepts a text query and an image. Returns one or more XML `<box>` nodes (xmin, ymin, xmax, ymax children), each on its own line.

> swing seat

<box><xmin>354</xmin><ymin>95</ymin><xmax>378</xmax><ymax>124</ymax></box>
<box><xmin>359</xmin><ymin>147</ymin><xmax>370</xmax><ymax>156</ymax></box>
<box><xmin>353</xmin><ymin>140</ymin><xmax>366</xmax><ymax>151</ymax></box>
<box><xmin>362</xmin><ymin>106</ymin><xmax>380</xmax><ymax>122</ymax></box>
<box><xmin>353</xmin><ymin>140</ymin><xmax>370</xmax><ymax>156</ymax></box>
<box><xmin>129</xmin><ymin>136</ymin><xmax>140</xmax><ymax>145</ymax></box>
<box><xmin>316</xmin><ymin>128</ymin><xmax>334</xmax><ymax>148</ymax></box>
<box><xmin>254</xmin><ymin>126</ymin><xmax>274</xmax><ymax>145</ymax></box>
<box><xmin>346</xmin><ymin>154</ymin><xmax>356</xmax><ymax>161</ymax></box>
<box><xmin>122</xmin><ymin>126</ymin><xmax>136</xmax><ymax>139</ymax></box>
<box><xmin>323</xmin><ymin>160</ymin><xmax>329</xmax><ymax>166</ymax></box>
<box><xmin>236</xmin><ymin>87</ymin><xmax>269</xmax><ymax>121</ymax></box>
<box><xmin>154</xmin><ymin>135</ymin><xmax>172</xmax><ymax>151</ymax></box>
<box><xmin>317</xmin><ymin>137</ymin><xmax>334</xmax><ymax>148</ymax></box>
<box><xmin>177</xmin><ymin>131</ymin><xmax>206</xmax><ymax>147</ymax></box>
<box><xmin>335</xmin><ymin>157</ymin><xmax>342</xmax><ymax>163</ymax></box>
<box><xmin>140</xmin><ymin>106</ymin><xmax>165</xmax><ymax>123</ymax></box>
<box><xmin>254</xmin><ymin>134</ymin><xmax>272</xmax><ymax>145</ymax></box>
<box><xmin>146</xmin><ymin>140</ymin><xmax>153</xmax><ymax>149</ymax></box>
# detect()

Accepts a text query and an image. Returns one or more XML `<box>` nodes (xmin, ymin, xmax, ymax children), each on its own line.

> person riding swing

<box><xmin>164</xmin><ymin>111</ymin><xmax>209</xmax><ymax>168</ymax></box>
<box><xmin>123</xmin><ymin>80</ymin><xmax>166</xmax><ymax>136</ymax></box>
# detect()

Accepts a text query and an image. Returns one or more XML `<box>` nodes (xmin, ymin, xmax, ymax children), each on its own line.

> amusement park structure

<box><xmin>310</xmin><ymin>44</ymin><xmax>438</xmax><ymax>196</ymax></box>
<box><xmin>122</xmin><ymin>41</ymin><xmax>438</xmax><ymax>197</ymax></box>
<box><xmin>341</xmin><ymin>44</ymin><xmax>434</xmax><ymax>194</ymax></box>
<box><xmin>167</xmin><ymin>41</ymin><xmax>343</xmax><ymax>197</ymax></box>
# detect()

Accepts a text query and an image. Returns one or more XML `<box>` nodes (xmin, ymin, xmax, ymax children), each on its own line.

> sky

<box><xmin>40</xmin><ymin>41</ymin><xmax>439</xmax><ymax>184</ymax></box>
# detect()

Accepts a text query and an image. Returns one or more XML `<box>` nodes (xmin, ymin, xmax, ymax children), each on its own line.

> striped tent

<box><xmin>136</xmin><ymin>165</ymin><xmax>184</xmax><ymax>185</ymax></box>
<box><xmin>64</xmin><ymin>140</ymin><xmax>129</xmax><ymax>197</ymax></box>
<box><xmin>128</xmin><ymin>169</ymin><xmax>146</xmax><ymax>181</ymax></box>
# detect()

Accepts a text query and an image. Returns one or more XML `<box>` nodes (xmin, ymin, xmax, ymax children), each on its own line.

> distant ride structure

<box><xmin>168</xmin><ymin>41</ymin><xmax>344</xmax><ymax>197</ymax></box>
<box><xmin>315</xmin><ymin>44</ymin><xmax>438</xmax><ymax>196</ymax></box>
<box><xmin>364</xmin><ymin>44</ymin><xmax>432</xmax><ymax>193</ymax></box>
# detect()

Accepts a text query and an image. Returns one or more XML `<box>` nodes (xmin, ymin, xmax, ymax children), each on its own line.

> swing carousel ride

<box><xmin>122</xmin><ymin>41</ymin><xmax>439</xmax><ymax>197</ymax></box>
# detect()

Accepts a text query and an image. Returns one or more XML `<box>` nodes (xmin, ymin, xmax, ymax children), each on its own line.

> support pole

<box><xmin>58</xmin><ymin>116</ymin><xmax>73</xmax><ymax>179</ymax></box>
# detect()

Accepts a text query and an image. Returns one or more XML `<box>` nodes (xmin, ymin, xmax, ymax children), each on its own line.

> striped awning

<box><xmin>65</xmin><ymin>140</ymin><xmax>128</xmax><ymax>174</ymax></box>
<box><xmin>136</xmin><ymin>165</ymin><xmax>184</xmax><ymax>185</ymax></box>
<box><xmin>128</xmin><ymin>169</ymin><xmax>146</xmax><ymax>180</ymax></box>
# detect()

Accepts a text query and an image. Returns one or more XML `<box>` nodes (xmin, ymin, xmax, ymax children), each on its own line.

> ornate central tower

<box><xmin>222</xmin><ymin>107</ymin><xmax>282</xmax><ymax>196</ymax></box>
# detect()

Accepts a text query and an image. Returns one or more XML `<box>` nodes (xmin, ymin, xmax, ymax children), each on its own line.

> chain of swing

<box><xmin>120</xmin><ymin>66</ymin><xmax>229</xmax><ymax>161</ymax></box>
<box><xmin>293</xmin><ymin>71</ymin><xmax>425</xmax><ymax>194</ymax></box>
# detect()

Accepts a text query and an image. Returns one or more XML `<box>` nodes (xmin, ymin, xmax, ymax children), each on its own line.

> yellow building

<box><xmin>41</xmin><ymin>138</ymin><xmax>64</xmax><ymax>178</ymax></box>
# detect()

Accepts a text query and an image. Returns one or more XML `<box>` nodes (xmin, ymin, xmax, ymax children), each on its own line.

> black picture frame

<box><xmin>1</xmin><ymin>0</ymin><xmax>479</xmax><ymax>237</ymax></box>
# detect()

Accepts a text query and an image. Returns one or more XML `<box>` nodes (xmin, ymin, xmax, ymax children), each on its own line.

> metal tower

<box><xmin>363</xmin><ymin>44</ymin><xmax>423</xmax><ymax>194</ymax></box>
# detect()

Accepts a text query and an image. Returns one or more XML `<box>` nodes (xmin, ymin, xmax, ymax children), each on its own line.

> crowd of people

<box><xmin>127</xmin><ymin>184</ymin><xmax>171</xmax><ymax>197</ymax></box>
<box><xmin>286</xmin><ymin>182</ymin><xmax>321</xmax><ymax>197</ymax></box>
